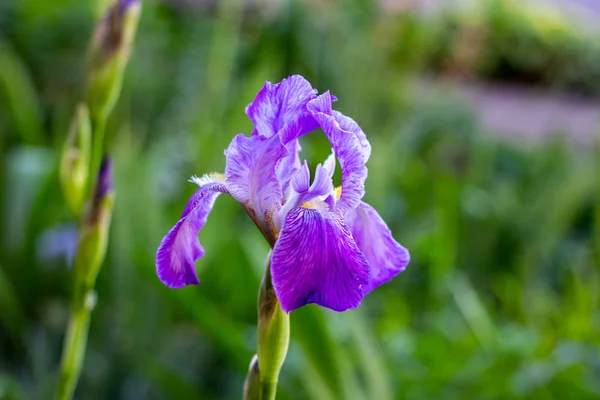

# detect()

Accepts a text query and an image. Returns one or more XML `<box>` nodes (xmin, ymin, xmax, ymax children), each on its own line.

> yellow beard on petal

<box><xmin>299</xmin><ymin>200</ymin><xmax>329</xmax><ymax>213</ymax></box>
<box><xmin>334</xmin><ymin>186</ymin><xmax>342</xmax><ymax>200</ymax></box>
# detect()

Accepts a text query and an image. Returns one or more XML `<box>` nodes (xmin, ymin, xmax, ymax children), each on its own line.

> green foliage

<box><xmin>0</xmin><ymin>0</ymin><xmax>599</xmax><ymax>399</ymax></box>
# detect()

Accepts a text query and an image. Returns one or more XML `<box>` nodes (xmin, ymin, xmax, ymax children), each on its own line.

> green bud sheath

<box><xmin>74</xmin><ymin>157</ymin><xmax>115</xmax><ymax>289</ymax></box>
<box><xmin>59</xmin><ymin>104</ymin><xmax>91</xmax><ymax>217</ymax></box>
<box><xmin>243</xmin><ymin>355</ymin><xmax>261</xmax><ymax>400</ymax></box>
<box><xmin>256</xmin><ymin>253</ymin><xmax>290</xmax><ymax>400</ymax></box>
<box><xmin>86</xmin><ymin>0</ymin><xmax>141</xmax><ymax>123</ymax></box>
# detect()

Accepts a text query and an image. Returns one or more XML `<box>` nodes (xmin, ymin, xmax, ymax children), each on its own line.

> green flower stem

<box><xmin>259</xmin><ymin>380</ymin><xmax>278</xmax><ymax>400</ymax></box>
<box><xmin>54</xmin><ymin>287</ymin><xmax>96</xmax><ymax>400</ymax></box>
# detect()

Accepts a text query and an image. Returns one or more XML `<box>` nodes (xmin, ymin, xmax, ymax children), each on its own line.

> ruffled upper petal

<box><xmin>307</xmin><ymin>92</ymin><xmax>367</xmax><ymax>216</ymax></box>
<box><xmin>224</xmin><ymin>133</ymin><xmax>287</xmax><ymax>228</ymax></box>
<box><xmin>156</xmin><ymin>176</ymin><xmax>228</xmax><ymax>288</ymax></box>
<box><xmin>246</xmin><ymin>75</ymin><xmax>318</xmax><ymax>139</ymax></box>
<box><xmin>271</xmin><ymin>206</ymin><xmax>370</xmax><ymax>313</ymax></box>
<box><xmin>345</xmin><ymin>201</ymin><xmax>410</xmax><ymax>293</ymax></box>
<box><xmin>333</xmin><ymin>111</ymin><xmax>371</xmax><ymax>162</ymax></box>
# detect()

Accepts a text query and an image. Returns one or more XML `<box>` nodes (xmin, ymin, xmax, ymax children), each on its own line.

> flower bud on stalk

<box><xmin>55</xmin><ymin>156</ymin><xmax>114</xmax><ymax>400</ymax></box>
<box><xmin>59</xmin><ymin>104</ymin><xmax>91</xmax><ymax>217</ymax></box>
<box><xmin>74</xmin><ymin>156</ymin><xmax>115</xmax><ymax>290</ymax></box>
<box><xmin>86</xmin><ymin>0</ymin><xmax>141</xmax><ymax>123</ymax></box>
<box><xmin>256</xmin><ymin>253</ymin><xmax>290</xmax><ymax>400</ymax></box>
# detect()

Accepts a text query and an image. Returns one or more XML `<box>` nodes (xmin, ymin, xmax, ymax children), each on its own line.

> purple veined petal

<box><xmin>224</xmin><ymin>133</ymin><xmax>287</xmax><ymax>226</ymax></box>
<box><xmin>277</xmin><ymin>139</ymin><xmax>302</xmax><ymax>196</ymax></box>
<box><xmin>307</xmin><ymin>92</ymin><xmax>367</xmax><ymax>216</ymax></box>
<box><xmin>271</xmin><ymin>206</ymin><xmax>370</xmax><ymax>313</ymax></box>
<box><xmin>289</xmin><ymin>160</ymin><xmax>332</xmax><ymax>198</ymax></box>
<box><xmin>274</xmin><ymin>160</ymin><xmax>334</xmax><ymax>232</ymax></box>
<box><xmin>156</xmin><ymin>177</ymin><xmax>229</xmax><ymax>288</ymax></box>
<box><xmin>309</xmin><ymin>163</ymin><xmax>334</xmax><ymax>197</ymax></box>
<box><xmin>277</xmin><ymin>109</ymin><xmax>319</xmax><ymax>145</ymax></box>
<box><xmin>246</xmin><ymin>75</ymin><xmax>318</xmax><ymax>138</ymax></box>
<box><xmin>291</xmin><ymin>161</ymin><xmax>311</xmax><ymax>193</ymax></box>
<box><xmin>345</xmin><ymin>201</ymin><xmax>410</xmax><ymax>294</ymax></box>
<box><xmin>333</xmin><ymin>111</ymin><xmax>371</xmax><ymax>162</ymax></box>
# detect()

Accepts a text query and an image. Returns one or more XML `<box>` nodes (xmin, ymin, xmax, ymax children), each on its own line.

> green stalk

<box><xmin>259</xmin><ymin>380</ymin><xmax>278</xmax><ymax>400</ymax></box>
<box><xmin>54</xmin><ymin>288</ymin><xmax>95</xmax><ymax>400</ymax></box>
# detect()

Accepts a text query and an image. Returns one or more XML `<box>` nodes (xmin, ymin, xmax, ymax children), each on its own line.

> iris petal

<box><xmin>307</xmin><ymin>92</ymin><xmax>367</xmax><ymax>216</ymax></box>
<box><xmin>224</xmin><ymin>133</ymin><xmax>287</xmax><ymax>225</ymax></box>
<box><xmin>156</xmin><ymin>178</ymin><xmax>228</xmax><ymax>288</ymax></box>
<box><xmin>271</xmin><ymin>207</ymin><xmax>370</xmax><ymax>313</ymax></box>
<box><xmin>309</xmin><ymin>163</ymin><xmax>334</xmax><ymax>197</ymax></box>
<box><xmin>333</xmin><ymin>110</ymin><xmax>371</xmax><ymax>162</ymax></box>
<box><xmin>277</xmin><ymin>139</ymin><xmax>302</xmax><ymax>196</ymax></box>
<box><xmin>291</xmin><ymin>161</ymin><xmax>311</xmax><ymax>193</ymax></box>
<box><xmin>345</xmin><ymin>202</ymin><xmax>410</xmax><ymax>293</ymax></box>
<box><xmin>322</xmin><ymin>149</ymin><xmax>336</xmax><ymax>177</ymax></box>
<box><xmin>246</xmin><ymin>75</ymin><xmax>318</xmax><ymax>139</ymax></box>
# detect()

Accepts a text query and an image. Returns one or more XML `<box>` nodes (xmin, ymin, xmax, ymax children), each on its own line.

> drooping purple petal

<box><xmin>246</xmin><ymin>75</ymin><xmax>318</xmax><ymax>139</ymax></box>
<box><xmin>224</xmin><ymin>134</ymin><xmax>287</xmax><ymax>225</ymax></box>
<box><xmin>307</xmin><ymin>92</ymin><xmax>367</xmax><ymax>216</ymax></box>
<box><xmin>345</xmin><ymin>202</ymin><xmax>410</xmax><ymax>293</ymax></box>
<box><xmin>156</xmin><ymin>178</ymin><xmax>228</xmax><ymax>288</ymax></box>
<box><xmin>271</xmin><ymin>207</ymin><xmax>370</xmax><ymax>313</ymax></box>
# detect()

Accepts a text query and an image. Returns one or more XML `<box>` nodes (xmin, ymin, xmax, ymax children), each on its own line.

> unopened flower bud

<box><xmin>256</xmin><ymin>253</ymin><xmax>290</xmax><ymax>396</ymax></box>
<box><xmin>74</xmin><ymin>156</ymin><xmax>115</xmax><ymax>289</ymax></box>
<box><xmin>86</xmin><ymin>0</ymin><xmax>141</xmax><ymax>122</ymax></box>
<box><xmin>59</xmin><ymin>104</ymin><xmax>91</xmax><ymax>217</ymax></box>
<box><xmin>242</xmin><ymin>355</ymin><xmax>260</xmax><ymax>400</ymax></box>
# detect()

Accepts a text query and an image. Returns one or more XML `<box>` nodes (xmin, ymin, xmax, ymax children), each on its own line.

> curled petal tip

<box><xmin>155</xmin><ymin>177</ymin><xmax>228</xmax><ymax>289</ymax></box>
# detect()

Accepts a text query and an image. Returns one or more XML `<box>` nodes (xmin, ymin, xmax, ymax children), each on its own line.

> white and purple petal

<box><xmin>246</xmin><ymin>75</ymin><xmax>318</xmax><ymax>139</ymax></box>
<box><xmin>224</xmin><ymin>133</ymin><xmax>287</xmax><ymax>225</ymax></box>
<box><xmin>271</xmin><ymin>207</ymin><xmax>370</xmax><ymax>313</ymax></box>
<box><xmin>308</xmin><ymin>163</ymin><xmax>334</xmax><ymax>197</ymax></box>
<box><xmin>291</xmin><ymin>161</ymin><xmax>311</xmax><ymax>193</ymax></box>
<box><xmin>322</xmin><ymin>149</ymin><xmax>336</xmax><ymax>177</ymax></box>
<box><xmin>156</xmin><ymin>177</ymin><xmax>228</xmax><ymax>288</ymax></box>
<box><xmin>345</xmin><ymin>202</ymin><xmax>410</xmax><ymax>293</ymax></box>
<box><xmin>307</xmin><ymin>92</ymin><xmax>367</xmax><ymax>216</ymax></box>
<box><xmin>277</xmin><ymin>139</ymin><xmax>302</xmax><ymax>196</ymax></box>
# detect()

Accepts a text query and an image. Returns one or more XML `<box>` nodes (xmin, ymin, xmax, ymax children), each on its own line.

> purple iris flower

<box><xmin>156</xmin><ymin>75</ymin><xmax>409</xmax><ymax>313</ymax></box>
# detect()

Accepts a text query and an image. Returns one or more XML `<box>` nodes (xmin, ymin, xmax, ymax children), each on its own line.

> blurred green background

<box><xmin>1</xmin><ymin>0</ymin><xmax>600</xmax><ymax>399</ymax></box>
